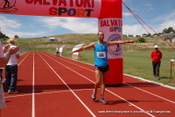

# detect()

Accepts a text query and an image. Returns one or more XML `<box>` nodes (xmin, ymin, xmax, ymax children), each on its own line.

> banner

<box><xmin>0</xmin><ymin>0</ymin><xmax>123</xmax><ymax>85</ymax></box>
<box><xmin>99</xmin><ymin>18</ymin><xmax>123</xmax><ymax>59</ymax></box>
<box><xmin>0</xmin><ymin>0</ymin><xmax>101</xmax><ymax>18</ymax></box>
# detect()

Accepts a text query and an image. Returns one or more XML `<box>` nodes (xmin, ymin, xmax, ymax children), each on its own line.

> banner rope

<box><xmin>123</xmin><ymin>2</ymin><xmax>175</xmax><ymax>50</ymax></box>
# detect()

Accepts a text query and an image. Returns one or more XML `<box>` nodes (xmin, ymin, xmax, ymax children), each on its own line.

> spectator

<box><xmin>151</xmin><ymin>45</ymin><xmax>162</xmax><ymax>80</ymax></box>
<box><xmin>0</xmin><ymin>41</ymin><xmax>19</xmax><ymax>114</ymax></box>
<box><xmin>56</xmin><ymin>47</ymin><xmax>60</xmax><ymax>57</ymax></box>
<box><xmin>5</xmin><ymin>39</ymin><xmax>20</xmax><ymax>94</ymax></box>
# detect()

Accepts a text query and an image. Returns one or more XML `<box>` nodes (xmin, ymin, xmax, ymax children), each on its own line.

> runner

<box><xmin>69</xmin><ymin>31</ymin><xmax>134</xmax><ymax>104</ymax></box>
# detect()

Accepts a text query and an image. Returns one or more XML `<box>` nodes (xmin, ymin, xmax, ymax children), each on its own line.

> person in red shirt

<box><xmin>151</xmin><ymin>45</ymin><xmax>162</xmax><ymax>80</ymax></box>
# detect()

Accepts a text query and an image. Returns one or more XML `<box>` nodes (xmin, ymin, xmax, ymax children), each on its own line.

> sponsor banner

<box><xmin>98</xmin><ymin>18</ymin><xmax>123</xmax><ymax>59</ymax></box>
<box><xmin>0</xmin><ymin>0</ymin><xmax>101</xmax><ymax>18</ymax></box>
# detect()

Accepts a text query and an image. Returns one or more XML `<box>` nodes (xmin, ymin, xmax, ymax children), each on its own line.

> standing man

<box><xmin>151</xmin><ymin>45</ymin><xmax>162</xmax><ymax>80</ymax></box>
<box><xmin>56</xmin><ymin>47</ymin><xmax>60</xmax><ymax>57</ymax></box>
<box><xmin>0</xmin><ymin>41</ymin><xmax>19</xmax><ymax>114</ymax></box>
<box><xmin>69</xmin><ymin>31</ymin><xmax>134</xmax><ymax>104</ymax></box>
<box><xmin>5</xmin><ymin>39</ymin><xmax>20</xmax><ymax>94</ymax></box>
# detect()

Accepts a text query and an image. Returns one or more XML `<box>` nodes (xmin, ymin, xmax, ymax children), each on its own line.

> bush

<box><xmin>137</xmin><ymin>37</ymin><xmax>146</xmax><ymax>43</ymax></box>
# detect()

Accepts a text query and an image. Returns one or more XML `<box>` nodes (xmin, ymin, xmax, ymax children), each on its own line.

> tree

<box><xmin>0</xmin><ymin>32</ymin><xmax>9</xmax><ymax>39</ymax></box>
<box><xmin>162</xmin><ymin>27</ymin><xmax>175</xmax><ymax>42</ymax></box>
<box><xmin>142</xmin><ymin>33</ymin><xmax>151</xmax><ymax>37</ymax></box>
<box><xmin>162</xmin><ymin>27</ymin><xmax>175</xmax><ymax>33</ymax></box>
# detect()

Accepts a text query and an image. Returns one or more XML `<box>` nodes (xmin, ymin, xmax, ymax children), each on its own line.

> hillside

<box><xmin>14</xmin><ymin>33</ymin><xmax>175</xmax><ymax>53</ymax></box>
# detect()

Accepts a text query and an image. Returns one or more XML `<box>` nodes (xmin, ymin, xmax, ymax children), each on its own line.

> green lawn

<box><xmin>123</xmin><ymin>51</ymin><xmax>175</xmax><ymax>87</ymax></box>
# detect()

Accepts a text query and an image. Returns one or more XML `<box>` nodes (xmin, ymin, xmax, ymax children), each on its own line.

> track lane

<box><xmin>40</xmin><ymin>52</ymin><xmax>156</xmax><ymax>117</ymax></box>
<box><xmin>3</xmin><ymin>52</ymin><xmax>33</xmax><ymax>117</ymax></box>
<box><xmin>42</xmin><ymin>51</ymin><xmax>175</xmax><ymax>117</ymax></box>
<box><xmin>35</xmin><ymin>52</ymin><xmax>96</xmax><ymax>117</ymax></box>
<box><xmin>124</xmin><ymin>75</ymin><xmax>175</xmax><ymax>102</ymax></box>
<box><xmin>48</xmin><ymin>52</ymin><xmax>175</xmax><ymax>103</ymax></box>
<box><xmin>44</xmin><ymin>51</ymin><xmax>175</xmax><ymax>102</ymax></box>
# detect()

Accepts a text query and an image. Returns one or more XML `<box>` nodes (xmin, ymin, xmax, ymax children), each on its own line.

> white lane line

<box><xmin>124</xmin><ymin>83</ymin><xmax>175</xmax><ymax>104</ymax></box>
<box><xmin>32</xmin><ymin>52</ymin><xmax>35</xmax><ymax>117</ymax></box>
<box><xmin>37</xmin><ymin>52</ymin><xmax>96</xmax><ymax>117</ymax></box>
<box><xmin>5</xmin><ymin>89</ymin><xmax>92</xmax><ymax>98</ymax></box>
<box><xmin>18</xmin><ymin>52</ymin><xmax>31</xmax><ymax>66</ymax></box>
<box><xmin>50</xmin><ymin>53</ymin><xmax>175</xmax><ymax>105</ymax></box>
<box><xmin>58</xmin><ymin>57</ymin><xmax>94</xmax><ymax>72</ymax></box>
<box><xmin>18</xmin><ymin>53</ymin><xmax>30</xmax><ymax>66</ymax></box>
<box><xmin>46</xmin><ymin>52</ymin><xmax>94</xmax><ymax>72</ymax></box>
<box><xmin>124</xmin><ymin>74</ymin><xmax>175</xmax><ymax>90</ymax></box>
<box><xmin>43</xmin><ymin>53</ymin><xmax>155</xmax><ymax>117</ymax></box>
<box><xmin>106</xmin><ymin>89</ymin><xmax>155</xmax><ymax>117</ymax></box>
<box><xmin>47</xmin><ymin>52</ymin><xmax>175</xmax><ymax>90</ymax></box>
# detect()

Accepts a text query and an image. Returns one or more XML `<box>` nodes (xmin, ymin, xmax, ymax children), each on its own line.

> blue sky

<box><xmin>0</xmin><ymin>0</ymin><xmax>175</xmax><ymax>38</ymax></box>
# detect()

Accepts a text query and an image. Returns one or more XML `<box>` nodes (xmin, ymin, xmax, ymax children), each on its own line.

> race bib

<box><xmin>97</xmin><ymin>52</ymin><xmax>106</xmax><ymax>58</ymax></box>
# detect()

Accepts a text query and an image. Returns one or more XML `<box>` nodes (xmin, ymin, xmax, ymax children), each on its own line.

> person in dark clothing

<box><xmin>151</xmin><ymin>45</ymin><xmax>162</xmax><ymax>80</ymax></box>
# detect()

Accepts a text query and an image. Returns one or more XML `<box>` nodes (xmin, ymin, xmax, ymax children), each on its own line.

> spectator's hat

<box><xmin>7</xmin><ymin>38</ymin><xmax>15</xmax><ymax>43</ymax></box>
<box><xmin>154</xmin><ymin>45</ymin><xmax>158</xmax><ymax>48</ymax></box>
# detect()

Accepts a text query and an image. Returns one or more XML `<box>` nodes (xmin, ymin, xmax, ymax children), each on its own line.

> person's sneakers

<box><xmin>157</xmin><ymin>77</ymin><xmax>160</xmax><ymax>80</ymax></box>
<box><xmin>154</xmin><ymin>75</ymin><xmax>157</xmax><ymax>79</ymax></box>
<box><xmin>8</xmin><ymin>90</ymin><xmax>19</xmax><ymax>94</ymax></box>
<box><xmin>91</xmin><ymin>92</ymin><xmax>96</xmax><ymax>100</ymax></box>
<box><xmin>99</xmin><ymin>98</ymin><xmax>107</xmax><ymax>105</ymax></box>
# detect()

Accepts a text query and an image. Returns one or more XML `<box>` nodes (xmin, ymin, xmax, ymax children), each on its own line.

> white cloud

<box><xmin>153</xmin><ymin>10</ymin><xmax>175</xmax><ymax>33</ymax></box>
<box><xmin>143</xmin><ymin>1</ymin><xmax>154</xmax><ymax>11</ymax></box>
<box><xmin>123</xmin><ymin>12</ymin><xmax>132</xmax><ymax>16</ymax></box>
<box><xmin>123</xmin><ymin>9</ymin><xmax>175</xmax><ymax>36</ymax></box>
<box><xmin>9</xmin><ymin>30</ymin><xmax>45</xmax><ymax>38</ymax></box>
<box><xmin>37</xmin><ymin>17</ymin><xmax>98</xmax><ymax>33</ymax></box>
<box><xmin>0</xmin><ymin>16</ymin><xmax>21</xmax><ymax>29</ymax></box>
<box><xmin>1</xmin><ymin>29</ymin><xmax>45</xmax><ymax>38</ymax></box>
<box><xmin>123</xmin><ymin>24</ymin><xmax>148</xmax><ymax>36</ymax></box>
<box><xmin>0</xmin><ymin>15</ymin><xmax>46</xmax><ymax>38</ymax></box>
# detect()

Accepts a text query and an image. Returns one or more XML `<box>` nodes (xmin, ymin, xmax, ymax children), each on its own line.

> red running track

<box><xmin>1</xmin><ymin>51</ymin><xmax>175</xmax><ymax>117</ymax></box>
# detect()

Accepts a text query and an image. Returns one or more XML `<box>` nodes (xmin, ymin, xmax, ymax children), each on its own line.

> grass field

<box><xmin>123</xmin><ymin>51</ymin><xmax>175</xmax><ymax>87</ymax></box>
<box><xmin>60</xmin><ymin>47</ymin><xmax>175</xmax><ymax>87</ymax></box>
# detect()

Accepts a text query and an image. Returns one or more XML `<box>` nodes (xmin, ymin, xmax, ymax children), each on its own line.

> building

<box><xmin>43</xmin><ymin>37</ymin><xmax>61</xmax><ymax>42</ymax></box>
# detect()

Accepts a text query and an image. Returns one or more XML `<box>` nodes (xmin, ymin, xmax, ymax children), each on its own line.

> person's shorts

<box><xmin>95</xmin><ymin>65</ymin><xmax>109</xmax><ymax>73</ymax></box>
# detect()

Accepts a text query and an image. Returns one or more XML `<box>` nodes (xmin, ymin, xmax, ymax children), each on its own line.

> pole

<box><xmin>169</xmin><ymin>59</ymin><xmax>175</xmax><ymax>83</ymax></box>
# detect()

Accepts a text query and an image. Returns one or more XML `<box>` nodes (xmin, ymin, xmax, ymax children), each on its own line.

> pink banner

<box><xmin>0</xmin><ymin>0</ymin><xmax>101</xmax><ymax>18</ymax></box>
<box><xmin>99</xmin><ymin>18</ymin><xmax>123</xmax><ymax>59</ymax></box>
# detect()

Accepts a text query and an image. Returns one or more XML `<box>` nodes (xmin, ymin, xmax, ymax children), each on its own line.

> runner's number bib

<box><xmin>97</xmin><ymin>52</ymin><xmax>106</xmax><ymax>58</ymax></box>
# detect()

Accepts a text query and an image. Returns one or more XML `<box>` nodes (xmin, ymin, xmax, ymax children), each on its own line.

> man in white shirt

<box><xmin>5</xmin><ymin>39</ymin><xmax>20</xmax><ymax>94</ymax></box>
<box><xmin>56</xmin><ymin>47</ymin><xmax>59</xmax><ymax>57</ymax></box>
<box><xmin>0</xmin><ymin>41</ymin><xmax>19</xmax><ymax>112</ymax></box>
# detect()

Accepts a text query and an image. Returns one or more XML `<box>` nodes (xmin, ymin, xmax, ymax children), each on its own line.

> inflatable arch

<box><xmin>0</xmin><ymin>0</ymin><xmax>123</xmax><ymax>85</ymax></box>
<box><xmin>72</xmin><ymin>43</ymin><xmax>84</xmax><ymax>59</ymax></box>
